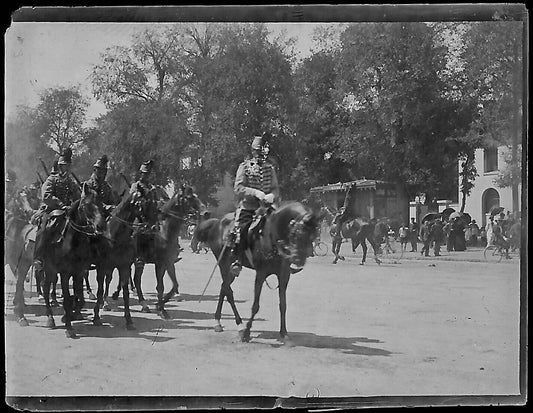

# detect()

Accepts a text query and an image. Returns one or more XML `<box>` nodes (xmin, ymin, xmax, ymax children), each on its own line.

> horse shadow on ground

<box><xmin>251</xmin><ymin>330</ymin><xmax>393</xmax><ymax>356</ymax></box>
<box><xmin>175</xmin><ymin>292</ymin><xmax>246</xmax><ymax>304</ymax></box>
<box><xmin>5</xmin><ymin>297</ymin><xmax>265</xmax><ymax>341</ymax></box>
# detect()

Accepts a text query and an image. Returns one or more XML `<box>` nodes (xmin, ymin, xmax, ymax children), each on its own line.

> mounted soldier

<box><xmin>129</xmin><ymin>160</ymin><xmax>160</xmax><ymax>272</ymax></box>
<box><xmin>33</xmin><ymin>148</ymin><xmax>81</xmax><ymax>276</ymax></box>
<box><xmin>229</xmin><ymin>132</ymin><xmax>280</xmax><ymax>277</ymax></box>
<box><xmin>83</xmin><ymin>155</ymin><xmax>117</xmax><ymax>218</ymax></box>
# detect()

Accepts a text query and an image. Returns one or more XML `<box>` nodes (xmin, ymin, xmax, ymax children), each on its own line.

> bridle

<box><xmin>277</xmin><ymin>213</ymin><xmax>315</xmax><ymax>260</ymax></box>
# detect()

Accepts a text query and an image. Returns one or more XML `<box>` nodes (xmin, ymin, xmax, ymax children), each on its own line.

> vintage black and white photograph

<box><xmin>4</xmin><ymin>5</ymin><xmax>527</xmax><ymax>410</ymax></box>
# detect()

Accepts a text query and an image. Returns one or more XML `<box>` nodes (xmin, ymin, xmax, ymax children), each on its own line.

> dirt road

<box><xmin>4</xmin><ymin>242</ymin><xmax>522</xmax><ymax>406</ymax></box>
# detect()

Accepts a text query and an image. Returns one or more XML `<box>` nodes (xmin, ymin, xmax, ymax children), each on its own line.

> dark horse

<box><xmin>5</xmin><ymin>214</ymin><xmax>35</xmax><ymax>326</ymax></box>
<box><xmin>331</xmin><ymin>218</ymin><xmax>382</xmax><ymax>265</ymax></box>
<box><xmin>131</xmin><ymin>187</ymin><xmax>194</xmax><ymax>319</ymax></box>
<box><xmin>196</xmin><ymin>202</ymin><xmax>319</xmax><ymax>343</ymax></box>
<box><xmin>91</xmin><ymin>190</ymin><xmax>152</xmax><ymax>329</ymax></box>
<box><xmin>41</xmin><ymin>183</ymin><xmax>106</xmax><ymax>338</ymax></box>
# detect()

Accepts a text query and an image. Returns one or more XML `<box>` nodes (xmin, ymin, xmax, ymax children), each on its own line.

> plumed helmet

<box><xmin>139</xmin><ymin>160</ymin><xmax>154</xmax><ymax>173</ymax></box>
<box><xmin>93</xmin><ymin>155</ymin><xmax>109</xmax><ymax>169</ymax></box>
<box><xmin>5</xmin><ymin>169</ymin><xmax>17</xmax><ymax>182</ymax></box>
<box><xmin>51</xmin><ymin>160</ymin><xmax>59</xmax><ymax>174</ymax></box>
<box><xmin>58</xmin><ymin>148</ymin><xmax>73</xmax><ymax>165</ymax></box>
<box><xmin>251</xmin><ymin>136</ymin><xmax>264</xmax><ymax>150</ymax></box>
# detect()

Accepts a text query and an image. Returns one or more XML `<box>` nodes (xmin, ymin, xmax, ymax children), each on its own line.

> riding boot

<box><xmin>229</xmin><ymin>243</ymin><xmax>243</xmax><ymax>277</ymax></box>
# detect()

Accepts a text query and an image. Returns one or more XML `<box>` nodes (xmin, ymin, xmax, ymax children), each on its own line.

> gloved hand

<box><xmin>254</xmin><ymin>189</ymin><xmax>266</xmax><ymax>200</ymax></box>
<box><xmin>264</xmin><ymin>193</ymin><xmax>275</xmax><ymax>204</ymax></box>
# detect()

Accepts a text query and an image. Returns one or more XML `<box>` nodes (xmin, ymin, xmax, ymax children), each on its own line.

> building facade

<box><xmin>458</xmin><ymin>145</ymin><xmax>521</xmax><ymax>227</ymax></box>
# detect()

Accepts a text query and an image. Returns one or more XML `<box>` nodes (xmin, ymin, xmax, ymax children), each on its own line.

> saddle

<box><xmin>44</xmin><ymin>209</ymin><xmax>69</xmax><ymax>244</ymax></box>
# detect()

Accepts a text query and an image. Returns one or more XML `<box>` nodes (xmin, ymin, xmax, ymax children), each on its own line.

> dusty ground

<box><xmin>4</xmin><ymin>241</ymin><xmax>523</xmax><ymax>406</ymax></box>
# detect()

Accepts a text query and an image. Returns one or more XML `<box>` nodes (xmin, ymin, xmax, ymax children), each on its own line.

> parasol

<box><xmin>461</xmin><ymin>213</ymin><xmax>472</xmax><ymax>225</ymax></box>
<box><xmin>422</xmin><ymin>212</ymin><xmax>441</xmax><ymax>223</ymax></box>
<box><xmin>441</xmin><ymin>207</ymin><xmax>455</xmax><ymax>221</ymax></box>
<box><xmin>489</xmin><ymin>206</ymin><xmax>505</xmax><ymax>216</ymax></box>
<box><xmin>449</xmin><ymin>211</ymin><xmax>461</xmax><ymax>220</ymax></box>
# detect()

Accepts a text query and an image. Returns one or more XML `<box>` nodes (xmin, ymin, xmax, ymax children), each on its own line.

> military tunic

<box><xmin>41</xmin><ymin>172</ymin><xmax>81</xmax><ymax>212</ymax></box>
<box><xmin>234</xmin><ymin>157</ymin><xmax>279</xmax><ymax>211</ymax></box>
<box><xmin>129</xmin><ymin>180</ymin><xmax>159</xmax><ymax>224</ymax></box>
<box><xmin>84</xmin><ymin>173</ymin><xmax>116</xmax><ymax>209</ymax></box>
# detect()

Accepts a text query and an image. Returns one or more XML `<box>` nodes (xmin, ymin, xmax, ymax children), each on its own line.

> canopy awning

<box><xmin>310</xmin><ymin>179</ymin><xmax>390</xmax><ymax>193</ymax></box>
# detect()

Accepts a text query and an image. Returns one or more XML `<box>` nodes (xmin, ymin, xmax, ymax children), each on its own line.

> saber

<box><xmin>71</xmin><ymin>171</ymin><xmax>82</xmax><ymax>187</ymax></box>
<box><xmin>198</xmin><ymin>239</ymin><xmax>230</xmax><ymax>303</ymax></box>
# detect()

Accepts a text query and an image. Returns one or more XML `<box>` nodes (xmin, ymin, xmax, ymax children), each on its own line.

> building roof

<box><xmin>310</xmin><ymin>179</ymin><xmax>391</xmax><ymax>193</ymax></box>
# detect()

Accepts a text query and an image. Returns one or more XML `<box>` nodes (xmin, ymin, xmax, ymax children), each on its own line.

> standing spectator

<box><xmin>451</xmin><ymin>217</ymin><xmax>466</xmax><ymax>251</ymax></box>
<box><xmin>464</xmin><ymin>223</ymin><xmax>472</xmax><ymax>246</ymax></box>
<box><xmin>398</xmin><ymin>222</ymin><xmax>410</xmax><ymax>252</ymax></box>
<box><xmin>479</xmin><ymin>227</ymin><xmax>487</xmax><ymax>247</ymax></box>
<box><xmin>443</xmin><ymin>219</ymin><xmax>453</xmax><ymax>251</ymax></box>
<box><xmin>469</xmin><ymin>220</ymin><xmax>480</xmax><ymax>247</ymax></box>
<box><xmin>485</xmin><ymin>215</ymin><xmax>495</xmax><ymax>247</ymax></box>
<box><xmin>409</xmin><ymin>217</ymin><xmax>419</xmax><ymax>252</ymax></box>
<box><xmin>419</xmin><ymin>220</ymin><xmax>431</xmax><ymax>257</ymax></box>
<box><xmin>429</xmin><ymin>219</ymin><xmax>444</xmax><ymax>256</ymax></box>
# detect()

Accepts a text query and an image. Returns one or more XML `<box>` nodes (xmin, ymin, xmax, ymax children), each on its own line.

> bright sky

<box><xmin>5</xmin><ymin>22</ymin><xmax>333</xmax><ymax>122</ymax></box>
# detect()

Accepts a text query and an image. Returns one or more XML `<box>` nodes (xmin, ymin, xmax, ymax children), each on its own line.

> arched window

<box><xmin>482</xmin><ymin>188</ymin><xmax>500</xmax><ymax>226</ymax></box>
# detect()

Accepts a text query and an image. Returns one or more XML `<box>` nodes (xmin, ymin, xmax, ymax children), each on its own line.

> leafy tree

<box><xmin>333</xmin><ymin>22</ymin><xmax>473</xmax><ymax>201</ymax></box>
<box><xmin>35</xmin><ymin>86</ymin><xmax>90</xmax><ymax>155</ymax></box>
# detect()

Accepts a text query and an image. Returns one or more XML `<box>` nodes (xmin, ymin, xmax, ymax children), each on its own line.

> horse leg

<box><xmin>162</xmin><ymin>260</ymin><xmax>179</xmax><ymax>303</ymax></box>
<box><xmin>93</xmin><ymin>267</ymin><xmax>106</xmax><ymax>325</ymax></box>
<box><xmin>241</xmin><ymin>271</ymin><xmax>265</xmax><ymax>343</ymax></box>
<box><xmin>102</xmin><ymin>270</ymin><xmax>113</xmax><ymax>310</ymax></box>
<box><xmin>84</xmin><ymin>270</ymin><xmax>96</xmax><ymax>300</ymax></box>
<box><xmin>278</xmin><ymin>268</ymin><xmax>292</xmax><ymax>343</ymax></box>
<box><xmin>371</xmin><ymin>240</ymin><xmax>382</xmax><ymax>265</ymax></box>
<box><xmin>360</xmin><ymin>239</ymin><xmax>367</xmax><ymax>265</ymax></box>
<box><xmin>42</xmin><ymin>268</ymin><xmax>55</xmax><ymax>328</ymax></box>
<box><xmin>155</xmin><ymin>263</ymin><xmax>170</xmax><ymax>320</ymax></box>
<box><xmin>13</xmin><ymin>261</ymin><xmax>29</xmax><ymax>326</ymax></box>
<box><xmin>72</xmin><ymin>273</ymin><xmax>85</xmax><ymax>320</ymax></box>
<box><xmin>332</xmin><ymin>239</ymin><xmax>340</xmax><ymax>264</ymax></box>
<box><xmin>60</xmin><ymin>274</ymin><xmax>75</xmax><ymax>338</ymax></box>
<box><xmin>133</xmin><ymin>261</ymin><xmax>149</xmax><ymax>313</ymax></box>
<box><xmin>118</xmin><ymin>265</ymin><xmax>135</xmax><ymax>330</ymax></box>
<box><xmin>51</xmin><ymin>274</ymin><xmax>59</xmax><ymax>307</ymax></box>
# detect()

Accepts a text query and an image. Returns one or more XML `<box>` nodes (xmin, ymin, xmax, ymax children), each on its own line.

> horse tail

<box><xmin>196</xmin><ymin>218</ymin><xmax>219</xmax><ymax>244</ymax></box>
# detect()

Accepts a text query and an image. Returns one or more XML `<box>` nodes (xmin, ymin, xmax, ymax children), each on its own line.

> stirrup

<box><xmin>230</xmin><ymin>261</ymin><xmax>242</xmax><ymax>277</ymax></box>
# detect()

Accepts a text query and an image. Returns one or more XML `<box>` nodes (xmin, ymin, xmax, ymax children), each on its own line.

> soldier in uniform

<box><xmin>229</xmin><ymin>133</ymin><xmax>279</xmax><ymax>277</ymax></box>
<box><xmin>33</xmin><ymin>148</ymin><xmax>81</xmax><ymax>273</ymax></box>
<box><xmin>130</xmin><ymin>160</ymin><xmax>160</xmax><ymax>271</ymax></box>
<box><xmin>5</xmin><ymin>169</ymin><xmax>28</xmax><ymax>233</ymax></box>
<box><xmin>83</xmin><ymin>155</ymin><xmax>116</xmax><ymax>217</ymax></box>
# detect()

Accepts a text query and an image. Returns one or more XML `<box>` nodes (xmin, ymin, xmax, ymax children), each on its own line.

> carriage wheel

<box><xmin>483</xmin><ymin>245</ymin><xmax>504</xmax><ymax>263</ymax></box>
<box><xmin>313</xmin><ymin>241</ymin><xmax>328</xmax><ymax>257</ymax></box>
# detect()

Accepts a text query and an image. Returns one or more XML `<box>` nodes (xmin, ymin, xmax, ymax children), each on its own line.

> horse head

<box><xmin>161</xmin><ymin>184</ymin><xmax>197</xmax><ymax>221</ymax></box>
<box><xmin>272</xmin><ymin>203</ymin><xmax>320</xmax><ymax>272</ymax></box>
<box><xmin>74</xmin><ymin>182</ymin><xmax>106</xmax><ymax>235</ymax></box>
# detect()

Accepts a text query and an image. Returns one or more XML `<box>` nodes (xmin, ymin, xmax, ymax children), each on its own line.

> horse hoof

<box><xmin>88</xmin><ymin>292</ymin><xmax>97</xmax><ymax>300</ymax></box>
<box><xmin>18</xmin><ymin>317</ymin><xmax>29</xmax><ymax>327</ymax></box>
<box><xmin>103</xmin><ymin>303</ymin><xmax>111</xmax><ymax>311</ymax></box>
<box><xmin>93</xmin><ymin>318</ymin><xmax>102</xmax><ymax>326</ymax></box>
<box><xmin>340</xmin><ymin>256</ymin><xmax>345</xmax><ymax>261</ymax></box>
<box><xmin>281</xmin><ymin>336</ymin><xmax>295</xmax><ymax>347</ymax></box>
<box><xmin>126</xmin><ymin>323</ymin><xmax>136</xmax><ymax>331</ymax></box>
<box><xmin>214</xmin><ymin>324</ymin><xmax>224</xmax><ymax>333</ymax></box>
<box><xmin>51</xmin><ymin>300</ymin><xmax>59</xmax><ymax>308</ymax></box>
<box><xmin>65</xmin><ymin>329</ymin><xmax>76</xmax><ymax>339</ymax></box>
<box><xmin>240</xmin><ymin>329</ymin><xmax>251</xmax><ymax>342</ymax></box>
<box><xmin>111</xmin><ymin>292</ymin><xmax>119</xmax><ymax>301</ymax></box>
<box><xmin>46</xmin><ymin>317</ymin><xmax>56</xmax><ymax>328</ymax></box>
<box><xmin>175</xmin><ymin>293</ymin><xmax>183</xmax><ymax>302</ymax></box>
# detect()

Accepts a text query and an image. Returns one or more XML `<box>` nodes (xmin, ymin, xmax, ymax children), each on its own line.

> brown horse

<box><xmin>91</xmin><ymin>190</ymin><xmax>153</xmax><ymax>329</ymax></box>
<box><xmin>331</xmin><ymin>218</ymin><xmax>382</xmax><ymax>265</ymax></box>
<box><xmin>196</xmin><ymin>202</ymin><xmax>319</xmax><ymax>343</ymax></box>
<box><xmin>41</xmin><ymin>183</ymin><xmax>106</xmax><ymax>338</ymax></box>
<box><xmin>131</xmin><ymin>186</ymin><xmax>196</xmax><ymax>319</ymax></box>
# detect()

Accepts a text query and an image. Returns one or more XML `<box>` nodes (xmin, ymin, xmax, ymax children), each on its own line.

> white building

<box><xmin>459</xmin><ymin>145</ymin><xmax>521</xmax><ymax>227</ymax></box>
<box><xmin>409</xmin><ymin>145</ymin><xmax>521</xmax><ymax>226</ymax></box>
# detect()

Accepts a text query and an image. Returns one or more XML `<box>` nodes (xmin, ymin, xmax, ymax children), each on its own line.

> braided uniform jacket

<box><xmin>234</xmin><ymin>157</ymin><xmax>279</xmax><ymax>211</ymax></box>
<box><xmin>129</xmin><ymin>180</ymin><xmax>159</xmax><ymax>224</ymax></box>
<box><xmin>84</xmin><ymin>174</ymin><xmax>115</xmax><ymax>207</ymax></box>
<box><xmin>41</xmin><ymin>172</ymin><xmax>81</xmax><ymax>212</ymax></box>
